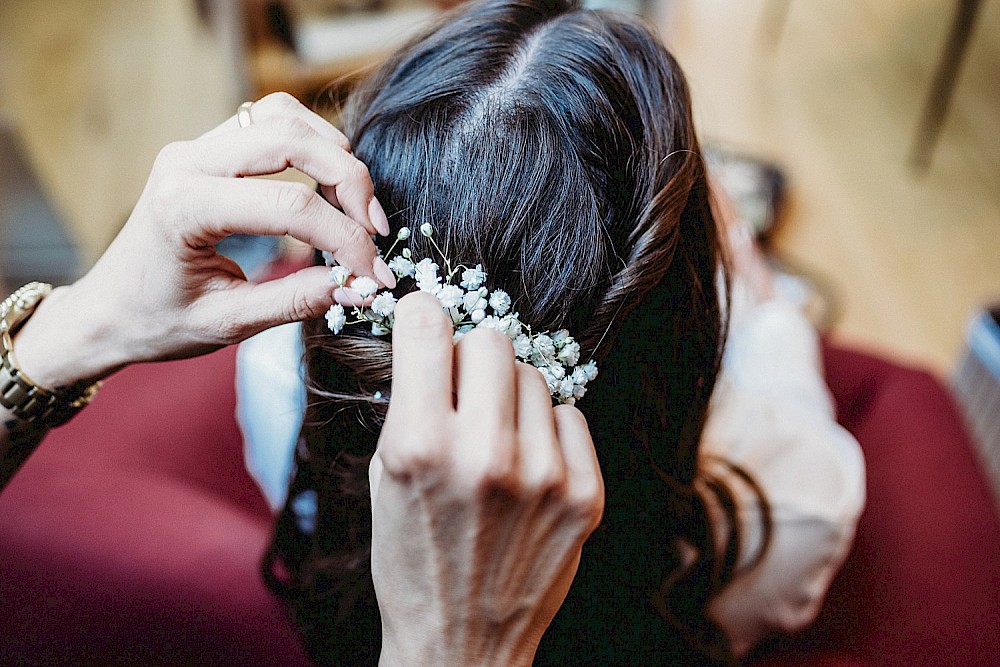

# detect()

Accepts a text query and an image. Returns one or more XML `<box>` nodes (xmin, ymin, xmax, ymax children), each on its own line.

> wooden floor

<box><xmin>660</xmin><ymin>0</ymin><xmax>1000</xmax><ymax>376</ymax></box>
<box><xmin>1</xmin><ymin>0</ymin><xmax>996</xmax><ymax>376</ymax></box>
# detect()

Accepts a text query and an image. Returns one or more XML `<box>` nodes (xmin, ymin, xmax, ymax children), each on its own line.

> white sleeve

<box><xmin>235</xmin><ymin>322</ymin><xmax>307</xmax><ymax>513</ymax></box>
<box><xmin>701</xmin><ymin>299</ymin><xmax>866</xmax><ymax>656</ymax></box>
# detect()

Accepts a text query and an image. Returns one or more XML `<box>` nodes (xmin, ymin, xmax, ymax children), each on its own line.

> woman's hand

<box><xmin>369</xmin><ymin>292</ymin><xmax>605</xmax><ymax>667</ymax></box>
<box><xmin>14</xmin><ymin>92</ymin><xmax>394</xmax><ymax>389</ymax></box>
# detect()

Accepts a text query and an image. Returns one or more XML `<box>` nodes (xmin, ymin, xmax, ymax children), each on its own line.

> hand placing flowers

<box><xmin>370</xmin><ymin>291</ymin><xmax>605</xmax><ymax>667</ymax></box>
<box><xmin>12</xmin><ymin>92</ymin><xmax>395</xmax><ymax>393</ymax></box>
<box><xmin>323</xmin><ymin>224</ymin><xmax>599</xmax><ymax>404</ymax></box>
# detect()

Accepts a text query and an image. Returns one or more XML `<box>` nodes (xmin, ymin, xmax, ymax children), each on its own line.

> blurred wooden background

<box><xmin>0</xmin><ymin>0</ymin><xmax>997</xmax><ymax>375</ymax></box>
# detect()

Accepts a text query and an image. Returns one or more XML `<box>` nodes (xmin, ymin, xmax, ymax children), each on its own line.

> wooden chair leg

<box><xmin>909</xmin><ymin>0</ymin><xmax>983</xmax><ymax>173</ymax></box>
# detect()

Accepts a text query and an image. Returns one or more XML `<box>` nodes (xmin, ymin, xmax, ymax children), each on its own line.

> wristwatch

<box><xmin>0</xmin><ymin>282</ymin><xmax>101</xmax><ymax>427</ymax></box>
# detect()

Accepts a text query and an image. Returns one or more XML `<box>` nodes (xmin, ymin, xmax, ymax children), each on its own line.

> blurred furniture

<box><xmin>0</xmin><ymin>122</ymin><xmax>81</xmax><ymax>291</ymax></box>
<box><xmin>1</xmin><ymin>332</ymin><xmax>998</xmax><ymax>664</ymax></box>
<box><xmin>908</xmin><ymin>0</ymin><xmax>983</xmax><ymax>172</ymax></box>
<box><xmin>762</xmin><ymin>0</ymin><xmax>985</xmax><ymax>173</ymax></box>
<box><xmin>237</xmin><ymin>0</ymin><xmax>439</xmax><ymax>104</ymax></box>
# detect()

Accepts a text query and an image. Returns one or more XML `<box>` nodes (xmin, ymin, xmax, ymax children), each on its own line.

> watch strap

<box><xmin>0</xmin><ymin>283</ymin><xmax>100</xmax><ymax>427</ymax></box>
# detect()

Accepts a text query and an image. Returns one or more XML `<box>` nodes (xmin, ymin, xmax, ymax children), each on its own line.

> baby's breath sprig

<box><xmin>323</xmin><ymin>224</ymin><xmax>597</xmax><ymax>404</ymax></box>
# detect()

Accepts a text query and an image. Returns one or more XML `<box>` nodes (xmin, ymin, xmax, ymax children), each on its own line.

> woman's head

<box><xmin>268</xmin><ymin>0</ymin><xmax>735</xmax><ymax>663</ymax></box>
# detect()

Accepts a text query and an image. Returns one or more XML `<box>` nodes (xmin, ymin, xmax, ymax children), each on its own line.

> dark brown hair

<box><xmin>264</xmin><ymin>1</ymin><xmax>761</xmax><ymax>664</ymax></box>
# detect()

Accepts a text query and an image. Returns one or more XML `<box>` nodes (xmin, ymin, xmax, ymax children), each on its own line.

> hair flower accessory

<box><xmin>323</xmin><ymin>225</ymin><xmax>598</xmax><ymax>405</ymax></box>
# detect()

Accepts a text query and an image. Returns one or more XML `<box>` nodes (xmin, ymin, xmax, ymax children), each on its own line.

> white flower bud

<box><xmin>414</xmin><ymin>258</ymin><xmax>441</xmax><ymax>293</ymax></box>
<box><xmin>552</xmin><ymin>329</ymin><xmax>570</xmax><ymax>344</ymax></box>
<box><xmin>557</xmin><ymin>340</ymin><xmax>581</xmax><ymax>366</ymax></box>
<box><xmin>397</xmin><ymin>227</ymin><xmax>411</xmax><ymax>240</ymax></box>
<box><xmin>371</xmin><ymin>322</ymin><xmax>391</xmax><ymax>336</ymax></box>
<box><xmin>512</xmin><ymin>334</ymin><xmax>533</xmax><ymax>358</ymax></box>
<box><xmin>489</xmin><ymin>289</ymin><xmax>511</xmax><ymax>315</ymax></box>
<box><xmin>531</xmin><ymin>334</ymin><xmax>556</xmax><ymax>365</ymax></box>
<box><xmin>463</xmin><ymin>289</ymin><xmax>487</xmax><ymax>314</ymax></box>
<box><xmin>419</xmin><ymin>222</ymin><xmax>433</xmax><ymax>237</ymax></box>
<box><xmin>402</xmin><ymin>248</ymin><xmax>412</xmax><ymax>259</ymax></box>
<box><xmin>460</xmin><ymin>264</ymin><xmax>486</xmax><ymax>290</ymax></box>
<box><xmin>471</xmin><ymin>308</ymin><xmax>486</xmax><ymax>324</ymax></box>
<box><xmin>479</xmin><ymin>315</ymin><xmax>504</xmax><ymax>331</ymax></box>
<box><xmin>538</xmin><ymin>367</ymin><xmax>559</xmax><ymax>393</ymax></box>
<box><xmin>325</xmin><ymin>304</ymin><xmax>346</xmax><ymax>334</ymax></box>
<box><xmin>371</xmin><ymin>292</ymin><xmax>397</xmax><ymax>317</ymax></box>
<box><xmin>558</xmin><ymin>377</ymin><xmax>575</xmax><ymax>399</ymax></box>
<box><xmin>387</xmin><ymin>256</ymin><xmax>415</xmax><ymax>279</ymax></box>
<box><xmin>437</xmin><ymin>284</ymin><xmax>464</xmax><ymax>309</ymax></box>
<box><xmin>329</xmin><ymin>265</ymin><xmax>351</xmax><ymax>287</ymax></box>
<box><xmin>351</xmin><ymin>276</ymin><xmax>378</xmax><ymax>298</ymax></box>
<box><xmin>501</xmin><ymin>316</ymin><xmax>521</xmax><ymax>340</ymax></box>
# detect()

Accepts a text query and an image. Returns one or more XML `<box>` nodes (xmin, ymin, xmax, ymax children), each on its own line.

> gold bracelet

<box><xmin>0</xmin><ymin>282</ymin><xmax>101</xmax><ymax>427</ymax></box>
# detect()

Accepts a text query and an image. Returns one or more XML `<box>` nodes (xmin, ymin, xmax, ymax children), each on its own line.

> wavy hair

<box><xmin>264</xmin><ymin>1</ymin><xmax>763</xmax><ymax>664</ymax></box>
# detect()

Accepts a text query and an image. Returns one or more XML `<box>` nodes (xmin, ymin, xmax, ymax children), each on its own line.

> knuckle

<box><xmin>274</xmin><ymin>115</ymin><xmax>314</xmax><ymax>141</ymax></box>
<box><xmin>531</xmin><ymin>463</ymin><xmax>568</xmax><ymax>497</ymax></box>
<box><xmin>153</xmin><ymin>140</ymin><xmax>187</xmax><ymax>170</ymax></box>
<box><xmin>339</xmin><ymin>158</ymin><xmax>373</xmax><ymax>197</ymax></box>
<box><xmin>341</xmin><ymin>219</ymin><xmax>370</xmax><ymax>248</ymax></box>
<box><xmin>380</xmin><ymin>431</ymin><xmax>445</xmax><ymax>478</ymax></box>
<box><xmin>149</xmin><ymin>172</ymin><xmax>189</xmax><ymax>217</ymax></box>
<box><xmin>567</xmin><ymin>480</ymin><xmax>605</xmax><ymax>529</ymax></box>
<box><xmin>275</xmin><ymin>182</ymin><xmax>318</xmax><ymax>219</ymax></box>
<box><xmin>263</xmin><ymin>91</ymin><xmax>301</xmax><ymax>113</ymax></box>
<box><xmin>286</xmin><ymin>287</ymin><xmax>327</xmax><ymax>322</ymax></box>
<box><xmin>472</xmin><ymin>431</ymin><xmax>519</xmax><ymax>491</ymax></box>
<box><xmin>332</xmin><ymin>130</ymin><xmax>352</xmax><ymax>152</ymax></box>
<box><xmin>348</xmin><ymin>157</ymin><xmax>370</xmax><ymax>182</ymax></box>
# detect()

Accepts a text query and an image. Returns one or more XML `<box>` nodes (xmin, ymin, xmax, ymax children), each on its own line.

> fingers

<box><xmin>212</xmin><ymin>265</ymin><xmax>335</xmax><ymax>336</ymax></box>
<box><xmin>387</xmin><ymin>292</ymin><xmax>456</xmax><ymax>425</ymax></box>
<box><xmin>186</xmin><ymin>92</ymin><xmax>389</xmax><ymax>237</ymax></box>
<box><xmin>515</xmin><ymin>363</ymin><xmax>566</xmax><ymax>490</ymax></box>
<box><xmin>188</xmin><ymin>126</ymin><xmax>382</xmax><ymax>234</ymax></box>
<box><xmin>454</xmin><ymin>328</ymin><xmax>517</xmax><ymax>429</ymax></box>
<box><xmin>184</xmin><ymin>177</ymin><xmax>390</xmax><ymax>286</ymax></box>
<box><xmin>202</xmin><ymin>92</ymin><xmax>352</xmax><ymax>152</ymax></box>
<box><xmin>553</xmin><ymin>405</ymin><xmax>605</xmax><ymax>532</ymax></box>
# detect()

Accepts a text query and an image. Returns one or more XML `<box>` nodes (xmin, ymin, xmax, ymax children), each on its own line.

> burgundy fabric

<box><xmin>1</xmin><ymin>341</ymin><xmax>997</xmax><ymax>665</ymax></box>
<box><xmin>0</xmin><ymin>347</ymin><xmax>311</xmax><ymax>666</ymax></box>
<box><xmin>751</xmin><ymin>344</ymin><xmax>1000</xmax><ymax>667</ymax></box>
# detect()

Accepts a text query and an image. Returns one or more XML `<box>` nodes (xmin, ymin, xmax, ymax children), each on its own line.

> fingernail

<box><xmin>373</xmin><ymin>256</ymin><xmax>397</xmax><ymax>289</ymax></box>
<box><xmin>369</xmin><ymin>198</ymin><xmax>390</xmax><ymax>237</ymax></box>
<box><xmin>333</xmin><ymin>287</ymin><xmax>365</xmax><ymax>307</ymax></box>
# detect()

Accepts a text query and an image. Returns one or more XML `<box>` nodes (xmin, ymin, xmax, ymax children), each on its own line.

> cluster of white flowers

<box><xmin>323</xmin><ymin>225</ymin><xmax>598</xmax><ymax>404</ymax></box>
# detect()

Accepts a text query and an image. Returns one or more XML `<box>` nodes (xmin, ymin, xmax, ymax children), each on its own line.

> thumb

<box><xmin>229</xmin><ymin>265</ymin><xmax>336</xmax><ymax>334</ymax></box>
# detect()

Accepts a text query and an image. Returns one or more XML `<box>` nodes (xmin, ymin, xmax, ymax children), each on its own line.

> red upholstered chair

<box><xmin>1</xmin><ymin>341</ymin><xmax>998</xmax><ymax>665</ymax></box>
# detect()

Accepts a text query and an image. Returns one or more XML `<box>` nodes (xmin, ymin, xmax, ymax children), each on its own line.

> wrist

<box><xmin>378</xmin><ymin>628</ymin><xmax>537</xmax><ymax>667</ymax></box>
<box><xmin>13</xmin><ymin>283</ymin><xmax>127</xmax><ymax>389</ymax></box>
